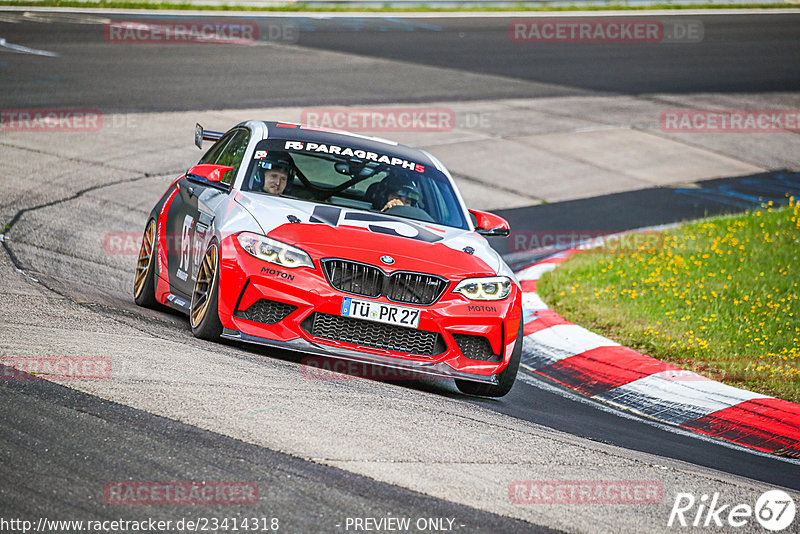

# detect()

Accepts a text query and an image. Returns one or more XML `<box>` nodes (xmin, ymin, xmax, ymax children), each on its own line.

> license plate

<box><xmin>340</xmin><ymin>297</ymin><xmax>420</xmax><ymax>329</ymax></box>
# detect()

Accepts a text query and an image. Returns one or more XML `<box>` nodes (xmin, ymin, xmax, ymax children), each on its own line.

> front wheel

<box><xmin>455</xmin><ymin>322</ymin><xmax>522</xmax><ymax>398</ymax></box>
<box><xmin>190</xmin><ymin>241</ymin><xmax>223</xmax><ymax>340</ymax></box>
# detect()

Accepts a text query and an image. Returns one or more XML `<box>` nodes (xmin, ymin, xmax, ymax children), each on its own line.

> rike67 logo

<box><xmin>668</xmin><ymin>490</ymin><xmax>796</xmax><ymax>531</ymax></box>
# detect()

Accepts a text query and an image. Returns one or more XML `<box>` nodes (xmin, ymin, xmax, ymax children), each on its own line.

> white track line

<box><xmin>0</xmin><ymin>37</ymin><xmax>58</xmax><ymax>57</ymax></box>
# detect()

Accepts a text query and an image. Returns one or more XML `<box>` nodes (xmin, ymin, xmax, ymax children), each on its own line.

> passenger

<box><xmin>380</xmin><ymin>176</ymin><xmax>423</xmax><ymax>213</ymax></box>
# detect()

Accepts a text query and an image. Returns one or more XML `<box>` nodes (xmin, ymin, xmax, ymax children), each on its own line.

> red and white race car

<box><xmin>134</xmin><ymin>121</ymin><xmax>522</xmax><ymax>396</ymax></box>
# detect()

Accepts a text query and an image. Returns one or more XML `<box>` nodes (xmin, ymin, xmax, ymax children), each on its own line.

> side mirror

<box><xmin>186</xmin><ymin>163</ymin><xmax>234</xmax><ymax>184</ymax></box>
<box><xmin>469</xmin><ymin>209</ymin><xmax>511</xmax><ymax>237</ymax></box>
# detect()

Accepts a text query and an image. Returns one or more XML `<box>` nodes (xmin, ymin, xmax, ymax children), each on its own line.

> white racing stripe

<box><xmin>0</xmin><ymin>37</ymin><xmax>58</xmax><ymax>57</ymax></box>
<box><xmin>595</xmin><ymin>370</ymin><xmax>771</xmax><ymax>425</ymax></box>
<box><xmin>522</xmin><ymin>323</ymin><xmax>619</xmax><ymax>369</ymax></box>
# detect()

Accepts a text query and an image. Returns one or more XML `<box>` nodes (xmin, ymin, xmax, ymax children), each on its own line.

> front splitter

<box><xmin>220</xmin><ymin>328</ymin><xmax>499</xmax><ymax>385</ymax></box>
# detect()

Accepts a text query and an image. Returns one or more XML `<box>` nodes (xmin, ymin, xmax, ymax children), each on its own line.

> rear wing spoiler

<box><xmin>194</xmin><ymin>123</ymin><xmax>224</xmax><ymax>149</ymax></box>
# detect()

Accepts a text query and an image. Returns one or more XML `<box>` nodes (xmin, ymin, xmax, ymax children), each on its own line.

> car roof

<box><xmin>255</xmin><ymin>121</ymin><xmax>440</xmax><ymax>171</ymax></box>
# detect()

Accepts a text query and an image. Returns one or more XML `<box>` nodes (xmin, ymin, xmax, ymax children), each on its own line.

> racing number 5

<box><xmin>179</xmin><ymin>214</ymin><xmax>194</xmax><ymax>275</ymax></box>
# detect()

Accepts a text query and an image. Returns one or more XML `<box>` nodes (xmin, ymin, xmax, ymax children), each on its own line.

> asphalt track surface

<box><xmin>0</xmin><ymin>368</ymin><xmax>542</xmax><ymax>533</ymax></box>
<box><xmin>296</xmin><ymin>14</ymin><xmax>800</xmax><ymax>95</ymax></box>
<box><xmin>2</xmin><ymin>10</ymin><xmax>800</xmax><ymax>532</ymax></box>
<box><xmin>0</xmin><ymin>12</ymin><xmax>798</xmax><ymax>111</ymax></box>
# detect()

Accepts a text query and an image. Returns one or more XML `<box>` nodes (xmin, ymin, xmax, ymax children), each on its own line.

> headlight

<box><xmin>453</xmin><ymin>276</ymin><xmax>512</xmax><ymax>301</ymax></box>
<box><xmin>237</xmin><ymin>232</ymin><xmax>314</xmax><ymax>269</ymax></box>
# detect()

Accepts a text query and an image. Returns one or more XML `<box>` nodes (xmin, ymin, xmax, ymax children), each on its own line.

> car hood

<box><xmin>235</xmin><ymin>192</ymin><xmax>509</xmax><ymax>280</ymax></box>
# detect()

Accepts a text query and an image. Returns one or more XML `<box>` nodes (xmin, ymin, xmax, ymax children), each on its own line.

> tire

<box><xmin>455</xmin><ymin>322</ymin><xmax>523</xmax><ymax>398</ymax></box>
<box><xmin>190</xmin><ymin>241</ymin><xmax>223</xmax><ymax>340</ymax></box>
<box><xmin>133</xmin><ymin>219</ymin><xmax>159</xmax><ymax>308</ymax></box>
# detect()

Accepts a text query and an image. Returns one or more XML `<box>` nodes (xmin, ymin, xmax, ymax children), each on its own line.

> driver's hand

<box><xmin>381</xmin><ymin>198</ymin><xmax>404</xmax><ymax>212</ymax></box>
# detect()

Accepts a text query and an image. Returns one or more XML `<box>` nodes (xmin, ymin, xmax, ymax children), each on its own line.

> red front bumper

<box><xmin>216</xmin><ymin>235</ymin><xmax>522</xmax><ymax>380</ymax></box>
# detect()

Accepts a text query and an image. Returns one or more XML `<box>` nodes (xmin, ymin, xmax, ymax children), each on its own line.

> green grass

<box><xmin>537</xmin><ymin>198</ymin><xmax>800</xmax><ymax>403</ymax></box>
<box><xmin>0</xmin><ymin>0</ymin><xmax>793</xmax><ymax>11</ymax></box>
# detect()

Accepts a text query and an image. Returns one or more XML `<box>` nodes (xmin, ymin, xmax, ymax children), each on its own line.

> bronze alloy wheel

<box><xmin>133</xmin><ymin>220</ymin><xmax>156</xmax><ymax>299</ymax></box>
<box><xmin>190</xmin><ymin>243</ymin><xmax>219</xmax><ymax>328</ymax></box>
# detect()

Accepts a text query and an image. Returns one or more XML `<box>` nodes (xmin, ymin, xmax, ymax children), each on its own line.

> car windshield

<box><xmin>241</xmin><ymin>138</ymin><xmax>468</xmax><ymax>229</ymax></box>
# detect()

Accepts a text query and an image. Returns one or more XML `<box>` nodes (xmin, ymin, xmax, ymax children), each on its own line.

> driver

<box><xmin>255</xmin><ymin>152</ymin><xmax>295</xmax><ymax>195</ymax></box>
<box><xmin>380</xmin><ymin>175</ymin><xmax>423</xmax><ymax>213</ymax></box>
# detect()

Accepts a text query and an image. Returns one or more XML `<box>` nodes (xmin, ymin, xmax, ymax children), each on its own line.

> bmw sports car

<box><xmin>133</xmin><ymin>121</ymin><xmax>523</xmax><ymax>396</ymax></box>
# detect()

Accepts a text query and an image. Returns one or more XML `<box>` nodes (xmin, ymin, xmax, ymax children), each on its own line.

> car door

<box><xmin>164</xmin><ymin>130</ymin><xmax>239</xmax><ymax>299</ymax></box>
<box><xmin>165</xmin><ymin>177</ymin><xmax>206</xmax><ymax>300</ymax></box>
<box><xmin>189</xmin><ymin>127</ymin><xmax>251</xmax><ymax>285</ymax></box>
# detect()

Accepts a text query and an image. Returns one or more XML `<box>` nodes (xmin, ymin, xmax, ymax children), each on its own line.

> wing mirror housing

<box><xmin>186</xmin><ymin>164</ymin><xmax>234</xmax><ymax>187</ymax></box>
<box><xmin>469</xmin><ymin>209</ymin><xmax>511</xmax><ymax>237</ymax></box>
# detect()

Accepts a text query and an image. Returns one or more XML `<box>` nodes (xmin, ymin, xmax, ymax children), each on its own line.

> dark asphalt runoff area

<box><xmin>1</xmin><ymin>13</ymin><xmax>799</xmax><ymax>111</ymax></box>
<box><xmin>295</xmin><ymin>14</ymin><xmax>800</xmax><ymax>95</ymax></box>
<box><xmin>2</xmin><ymin>9</ymin><xmax>799</xmax><ymax>531</ymax></box>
